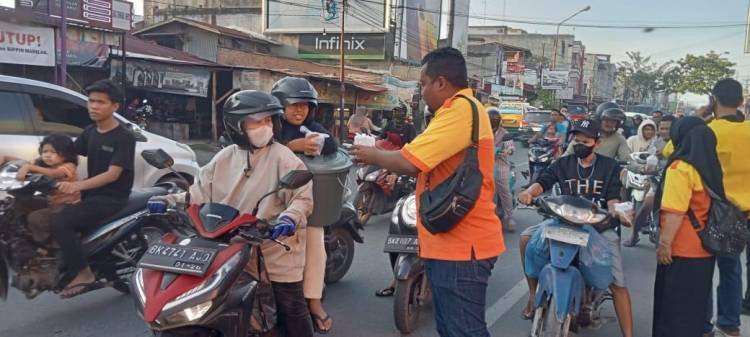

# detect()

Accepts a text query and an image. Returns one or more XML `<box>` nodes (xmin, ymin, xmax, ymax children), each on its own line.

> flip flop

<box><xmin>311</xmin><ymin>313</ymin><xmax>333</xmax><ymax>334</ymax></box>
<box><xmin>521</xmin><ymin>308</ymin><xmax>534</xmax><ymax>320</ymax></box>
<box><xmin>375</xmin><ymin>286</ymin><xmax>395</xmax><ymax>297</ymax></box>
<box><xmin>59</xmin><ymin>281</ymin><xmax>98</xmax><ymax>299</ymax></box>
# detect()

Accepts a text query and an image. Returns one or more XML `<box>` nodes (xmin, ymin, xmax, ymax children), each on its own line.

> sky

<box><xmin>2</xmin><ymin>0</ymin><xmax>748</xmax><ymax>104</ymax></box>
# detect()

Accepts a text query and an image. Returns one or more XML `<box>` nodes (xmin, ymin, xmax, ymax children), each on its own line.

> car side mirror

<box><xmin>141</xmin><ymin>149</ymin><xmax>174</xmax><ymax>169</ymax></box>
<box><xmin>279</xmin><ymin>170</ymin><xmax>313</xmax><ymax>190</ymax></box>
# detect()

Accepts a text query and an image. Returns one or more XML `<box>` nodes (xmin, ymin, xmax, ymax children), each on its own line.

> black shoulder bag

<box><xmin>687</xmin><ymin>184</ymin><xmax>750</xmax><ymax>256</ymax></box>
<box><xmin>419</xmin><ymin>95</ymin><xmax>484</xmax><ymax>234</ymax></box>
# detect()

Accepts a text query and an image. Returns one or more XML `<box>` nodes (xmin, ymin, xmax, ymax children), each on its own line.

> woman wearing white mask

<box><xmin>151</xmin><ymin>90</ymin><xmax>315</xmax><ymax>337</ymax></box>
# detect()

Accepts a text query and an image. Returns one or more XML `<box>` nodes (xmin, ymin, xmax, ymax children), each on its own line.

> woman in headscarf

<box><xmin>626</xmin><ymin>118</ymin><xmax>657</xmax><ymax>153</ymax></box>
<box><xmin>652</xmin><ymin>116</ymin><xmax>724</xmax><ymax>337</ymax></box>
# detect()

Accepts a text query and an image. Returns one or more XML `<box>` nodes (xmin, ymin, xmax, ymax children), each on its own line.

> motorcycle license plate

<box><xmin>384</xmin><ymin>235</ymin><xmax>419</xmax><ymax>253</ymax></box>
<box><xmin>542</xmin><ymin>226</ymin><xmax>589</xmax><ymax>247</ymax></box>
<box><xmin>138</xmin><ymin>243</ymin><xmax>218</xmax><ymax>276</ymax></box>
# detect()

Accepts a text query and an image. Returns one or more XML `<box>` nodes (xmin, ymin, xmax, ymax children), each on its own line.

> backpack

<box><xmin>687</xmin><ymin>185</ymin><xmax>750</xmax><ymax>256</ymax></box>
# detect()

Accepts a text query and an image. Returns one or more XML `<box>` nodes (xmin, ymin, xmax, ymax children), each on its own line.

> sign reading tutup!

<box><xmin>0</xmin><ymin>21</ymin><xmax>55</xmax><ymax>66</ymax></box>
<box><xmin>298</xmin><ymin>33</ymin><xmax>385</xmax><ymax>60</ymax></box>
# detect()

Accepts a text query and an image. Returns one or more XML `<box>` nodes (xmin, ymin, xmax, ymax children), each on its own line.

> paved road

<box><xmin>1</xmin><ymin>143</ymin><xmax>747</xmax><ymax>337</ymax></box>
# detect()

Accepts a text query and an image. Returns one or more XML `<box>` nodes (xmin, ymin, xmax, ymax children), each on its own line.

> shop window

<box><xmin>28</xmin><ymin>93</ymin><xmax>92</xmax><ymax>136</ymax></box>
<box><xmin>0</xmin><ymin>91</ymin><xmax>27</xmax><ymax>134</ymax></box>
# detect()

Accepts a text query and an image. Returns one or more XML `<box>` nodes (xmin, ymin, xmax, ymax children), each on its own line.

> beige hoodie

<box><xmin>165</xmin><ymin>143</ymin><xmax>313</xmax><ymax>283</ymax></box>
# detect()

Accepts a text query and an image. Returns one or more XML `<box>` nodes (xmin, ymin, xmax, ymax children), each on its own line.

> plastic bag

<box><xmin>578</xmin><ymin>225</ymin><xmax>614</xmax><ymax>289</ymax></box>
<box><xmin>524</xmin><ymin>221</ymin><xmax>552</xmax><ymax>278</ymax></box>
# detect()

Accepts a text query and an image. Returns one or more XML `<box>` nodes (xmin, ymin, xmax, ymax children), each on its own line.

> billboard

<box><xmin>542</xmin><ymin>69</ymin><xmax>569</xmax><ymax>90</ymax></box>
<box><xmin>15</xmin><ymin>0</ymin><xmax>132</xmax><ymax>31</ymax></box>
<box><xmin>298</xmin><ymin>33</ymin><xmax>385</xmax><ymax>60</ymax></box>
<box><xmin>0</xmin><ymin>20</ymin><xmax>55</xmax><ymax>66</ymax></box>
<box><xmin>111</xmin><ymin>59</ymin><xmax>210</xmax><ymax>97</ymax></box>
<box><xmin>395</xmin><ymin>0</ymin><xmax>441</xmax><ymax>63</ymax></box>
<box><xmin>265</xmin><ymin>0</ymin><xmax>388</xmax><ymax>33</ymax></box>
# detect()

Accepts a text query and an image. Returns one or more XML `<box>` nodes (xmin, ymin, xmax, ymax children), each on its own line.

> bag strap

<box><xmin>455</xmin><ymin>94</ymin><xmax>479</xmax><ymax>145</ymax></box>
<box><xmin>687</xmin><ymin>208</ymin><xmax>702</xmax><ymax>230</ymax></box>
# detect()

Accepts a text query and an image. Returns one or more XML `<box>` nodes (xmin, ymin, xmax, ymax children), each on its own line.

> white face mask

<box><xmin>247</xmin><ymin>125</ymin><xmax>274</xmax><ymax>148</ymax></box>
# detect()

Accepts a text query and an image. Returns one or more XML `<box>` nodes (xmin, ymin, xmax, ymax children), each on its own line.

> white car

<box><xmin>0</xmin><ymin>75</ymin><xmax>199</xmax><ymax>189</ymax></box>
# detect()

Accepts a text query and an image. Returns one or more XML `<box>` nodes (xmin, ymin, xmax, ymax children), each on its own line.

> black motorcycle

<box><xmin>354</xmin><ymin>167</ymin><xmax>415</xmax><ymax>226</ymax></box>
<box><xmin>383</xmin><ymin>190</ymin><xmax>430</xmax><ymax>334</ymax></box>
<box><xmin>525</xmin><ymin>138</ymin><xmax>557</xmax><ymax>185</ymax></box>
<box><xmin>0</xmin><ymin>159</ymin><xmax>173</xmax><ymax>300</ymax></box>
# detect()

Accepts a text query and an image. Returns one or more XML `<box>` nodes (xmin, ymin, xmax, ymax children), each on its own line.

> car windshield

<box><xmin>499</xmin><ymin>105</ymin><xmax>524</xmax><ymax>114</ymax></box>
<box><xmin>524</xmin><ymin>112</ymin><xmax>551</xmax><ymax>123</ymax></box>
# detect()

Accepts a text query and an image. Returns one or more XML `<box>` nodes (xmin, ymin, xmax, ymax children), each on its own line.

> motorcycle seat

<box><xmin>92</xmin><ymin>187</ymin><xmax>168</xmax><ymax>227</ymax></box>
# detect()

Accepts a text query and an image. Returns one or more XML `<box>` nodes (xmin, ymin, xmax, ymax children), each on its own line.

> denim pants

<box><xmin>705</xmin><ymin>254</ymin><xmax>743</xmax><ymax>334</ymax></box>
<box><xmin>425</xmin><ymin>257</ymin><xmax>497</xmax><ymax>337</ymax></box>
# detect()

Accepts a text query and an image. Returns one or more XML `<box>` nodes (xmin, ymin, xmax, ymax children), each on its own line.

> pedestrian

<box><xmin>652</xmin><ymin>116</ymin><xmax>721</xmax><ymax>337</ymax></box>
<box><xmin>652</xmin><ymin>110</ymin><xmax>664</xmax><ymax>125</ymax></box>
<box><xmin>271</xmin><ymin>77</ymin><xmax>336</xmax><ymax>334</ymax></box>
<box><xmin>489</xmin><ymin>108</ymin><xmax>515</xmax><ymax>232</ymax></box>
<box><xmin>347</xmin><ymin>106</ymin><xmax>381</xmax><ymax>138</ymax></box>
<box><xmin>699</xmin><ymin>78</ymin><xmax>750</xmax><ymax>337</ymax></box>
<box><xmin>351</xmin><ymin>47</ymin><xmax>505</xmax><ymax>337</ymax></box>
<box><xmin>654</xmin><ymin>115</ymin><xmax>676</xmax><ymax>159</ymax></box>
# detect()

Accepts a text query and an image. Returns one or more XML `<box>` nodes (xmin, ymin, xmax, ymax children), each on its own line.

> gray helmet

<box><xmin>271</xmin><ymin>77</ymin><xmax>318</xmax><ymax>123</ymax></box>
<box><xmin>600</xmin><ymin>107</ymin><xmax>626</xmax><ymax>123</ymax></box>
<box><xmin>596</xmin><ymin>102</ymin><xmax>620</xmax><ymax>117</ymax></box>
<box><xmin>222</xmin><ymin>90</ymin><xmax>284</xmax><ymax>149</ymax></box>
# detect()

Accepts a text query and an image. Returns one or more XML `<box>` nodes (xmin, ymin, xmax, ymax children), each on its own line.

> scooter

<box><xmin>130</xmin><ymin>149</ymin><xmax>314</xmax><ymax>336</ymax></box>
<box><xmin>528</xmin><ymin>195</ymin><xmax>614</xmax><ymax>337</ymax></box>
<box><xmin>353</xmin><ymin>168</ymin><xmax>415</xmax><ymax>226</ymax></box>
<box><xmin>525</xmin><ymin>139</ymin><xmax>557</xmax><ymax>185</ymax></box>
<box><xmin>0</xmin><ymin>159</ymin><xmax>173</xmax><ymax>300</ymax></box>
<box><xmin>625</xmin><ymin>152</ymin><xmax>660</xmax><ymax>245</ymax></box>
<box><xmin>384</xmin><ymin>191</ymin><xmax>430</xmax><ymax>334</ymax></box>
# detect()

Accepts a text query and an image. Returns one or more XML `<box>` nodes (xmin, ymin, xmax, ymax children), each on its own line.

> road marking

<box><xmin>486</xmin><ymin>278</ymin><xmax>529</xmax><ymax>327</ymax></box>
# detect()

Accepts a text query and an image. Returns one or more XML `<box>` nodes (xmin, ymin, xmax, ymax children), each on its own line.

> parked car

<box><xmin>0</xmin><ymin>75</ymin><xmax>199</xmax><ymax>189</ymax></box>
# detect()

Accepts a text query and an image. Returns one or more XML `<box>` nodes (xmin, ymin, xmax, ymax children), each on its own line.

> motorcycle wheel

<box><xmin>354</xmin><ymin>189</ymin><xmax>374</xmax><ymax>226</ymax></box>
<box><xmin>394</xmin><ymin>274</ymin><xmax>425</xmax><ymax>334</ymax></box>
<box><xmin>110</xmin><ymin>227</ymin><xmax>164</xmax><ymax>294</ymax></box>
<box><xmin>324</xmin><ymin>227</ymin><xmax>355</xmax><ymax>284</ymax></box>
<box><xmin>648</xmin><ymin>213</ymin><xmax>658</xmax><ymax>245</ymax></box>
<box><xmin>530</xmin><ymin>298</ymin><xmax>572</xmax><ymax>337</ymax></box>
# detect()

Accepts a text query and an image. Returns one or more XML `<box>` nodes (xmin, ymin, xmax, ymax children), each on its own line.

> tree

<box><xmin>672</xmin><ymin>51</ymin><xmax>736</xmax><ymax>94</ymax></box>
<box><xmin>532</xmin><ymin>89</ymin><xmax>559</xmax><ymax>109</ymax></box>
<box><xmin>616</xmin><ymin>51</ymin><xmax>665</xmax><ymax>105</ymax></box>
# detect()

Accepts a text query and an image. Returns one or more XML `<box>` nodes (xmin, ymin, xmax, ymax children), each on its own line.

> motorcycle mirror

<box><xmin>141</xmin><ymin>149</ymin><xmax>174</xmax><ymax>169</ymax></box>
<box><xmin>218</xmin><ymin>134</ymin><xmax>232</xmax><ymax>148</ymax></box>
<box><xmin>279</xmin><ymin>170</ymin><xmax>313</xmax><ymax>190</ymax></box>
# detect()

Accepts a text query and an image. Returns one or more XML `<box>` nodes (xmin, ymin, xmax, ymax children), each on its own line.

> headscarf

<box><xmin>626</xmin><ymin>119</ymin><xmax>657</xmax><ymax>152</ymax></box>
<box><xmin>655</xmin><ymin>116</ymin><xmax>725</xmax><ymax>212</ymax></box>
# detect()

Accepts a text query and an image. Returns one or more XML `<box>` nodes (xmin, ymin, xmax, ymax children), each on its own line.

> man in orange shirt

<box><xmin>351</xmin><ymin>47</ymin><xmax>504</xmax><ymax>337</ymax></box>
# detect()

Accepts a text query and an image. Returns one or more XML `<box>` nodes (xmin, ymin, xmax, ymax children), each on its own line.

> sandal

<box><xmin>311</xmin><ymin>313</ymin><xmax>332</xmax><ymax>334</ymax></box>
<box><xmin>59</xmin><ymin>281</ymin><xmax>99</xmax><ymax>299</ymax></box>
<box><xmin>521</xmin><ymin>308</ymin><xmax>534</xmax><ymax>320</ymax></box>
<box><xmin>375</xmin><ymin>286</ymin><xmax>395</xmax><ymax>297</ymax></box>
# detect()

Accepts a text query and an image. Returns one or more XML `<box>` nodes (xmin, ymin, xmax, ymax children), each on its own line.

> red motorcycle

<box><xmin>130</xmin><ymin>149</ymin><xmax>313</xmax><ymax>336</ymax></box>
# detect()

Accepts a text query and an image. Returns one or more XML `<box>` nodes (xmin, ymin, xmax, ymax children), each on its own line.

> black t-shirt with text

<box><xmin>75</xmin><ymin>124</ymin><xmax>135</xmax><ymax>200</ymax></box>
<box><xmin>536</xmin><ymin>154</ymin><xmax>623</xmax><ymax>209</ymax></box>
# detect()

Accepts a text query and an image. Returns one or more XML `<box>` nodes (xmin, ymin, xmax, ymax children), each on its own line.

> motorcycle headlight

<box><xmin>161</xmin><ymin>251</ymin><xmax>242</xmax><ymax>312</ymax></box>
<box><xmin>159</xmin><ymin>301</ymin><xmax>213</xmax><ymax>326</ymax></box>
<box><xmin>538</xmin><ymin>155</ymin><xmax>550</xmax><ymax>163</ymax></box>
<box><xmin>400</xmin><ymin>195</ymin><xmax>417</xmax><ymax>228</ymax></box>
<box><xmin>365</xmin><ymin>170</ymin><xmax>380</xmax><ymax>182</ymax></box>
<box><xmin>548</xmin><ymin>203</ymin><xmax>608</xmax><ymax>224</ymax></box>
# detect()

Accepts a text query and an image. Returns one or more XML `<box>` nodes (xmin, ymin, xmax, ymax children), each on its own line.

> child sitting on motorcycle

<box><xmin>517</xmin><ymin>119</ymin><xmax>634</xmax><ymax>337</ymax></box>
<box><xmin>5</xmin><ymin>134</ymin><xmax>81</xmax><ymax>243</ymax></box>
<box><xmin>150</xmin><ymin>90</ymin><xmax>316</xmax><ymax>337</ymax></box>
<box><xmin>271</xmin><ymin>77</ymin><xmax>335</xmax><ymax>334</ymax></box>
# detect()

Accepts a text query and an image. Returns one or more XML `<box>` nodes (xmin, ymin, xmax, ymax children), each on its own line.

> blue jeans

<box><xmin>705</xmin><ymin>254</ymin><xmax>743</xmax><ymax>333</ymax></box>
<box><xmin>425</xmin><ymin>257</ymin><xmax>497</xmax><ymax>337</ymax></box>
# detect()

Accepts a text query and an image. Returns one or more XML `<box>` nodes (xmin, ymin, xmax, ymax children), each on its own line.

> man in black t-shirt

<box><xmin>517</xmin><ymin>119</ymin><xmax>634</xmax><ymax>337</ymax></box>
<box><xmin>52</xmin><ymin>80</ymin><xmax>135</xmax><ymax>298</ymax></box>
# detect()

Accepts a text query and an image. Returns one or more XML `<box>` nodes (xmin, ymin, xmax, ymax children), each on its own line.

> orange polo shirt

<box><xmin>401</xmin><ymin>89</ymin><xmax>505</xmax><ymax>261</ymax></box>
<box><xmin>659</xmin><ymin>160</ymin><xmax>712</xmax><ymax>258</ymax></box>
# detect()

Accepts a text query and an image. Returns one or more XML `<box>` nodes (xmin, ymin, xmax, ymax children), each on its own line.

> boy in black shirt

<box><xmin>517</xmin><ymin>119</ymin><xmax>634</xmax><ymax>337</ymax></box>
<box><xmin>53</xmin><ymin>80</ymin><xmax>135</xmax><ymax>298</ymax></box>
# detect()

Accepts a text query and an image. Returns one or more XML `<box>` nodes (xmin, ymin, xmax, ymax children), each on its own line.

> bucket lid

<box><xmin>297</xmin><ymin>148</ymin><xmax>353</xmax><ymax>173</ymax></box>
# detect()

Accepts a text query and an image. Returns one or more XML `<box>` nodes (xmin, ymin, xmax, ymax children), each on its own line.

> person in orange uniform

<box><xmin>351</xmin><ymin>47</ymin><xmax>504</xmax><ymax>337</ymax></box>
<box><xmin>652</xmin><ymin>116</ymin><xmax>722</xmax><ymax>337</ymax></box>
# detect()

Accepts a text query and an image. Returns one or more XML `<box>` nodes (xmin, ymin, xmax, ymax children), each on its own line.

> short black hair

<box><xmin>421</xmin><ymin>47</ymin><xmax>469</xmax><ymax>88</ymax></box>
<box><xmin>85</xmin><ymin>79</ymin><xmax>123</xmax><ymax>104</ymax></box>
<box><xmin>561</xmin><ymin>105</ymin><xmax>568</xmax><ymax>109</ymax></box>
<box><xmin>551</xmin><ymin>108</ymin><xmax>560</xmax><ymax>113</ymax></box>
<box><xmin>36</xmin><ymin>134</ymin><xmax>78</xmax><ymax>167</ymax></box>
<box><xmin>652</xmin><ymin>110</ymin><xmax>663</xmax><ymax>115</ymax></box>
<box><xmin>712</xmin><ymin>78</ymin><xmax>743</xmax><ymax>108</ymax></box>
<box><xmin>659</xmin><ymin>115</ymin><xmax>676</xmax><ymax>123</ymax></box>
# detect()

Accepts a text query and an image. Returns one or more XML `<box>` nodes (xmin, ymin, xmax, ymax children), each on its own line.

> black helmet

<box><xmin>271</xmin><ymin>77</ymin><xmax>318</xmax><ymax>122</ymax></box>
<box><xmin>595</xmin><ymin>102</ymin><xmax>620</xmax><ymax>117</ymax></box>
<box><xmin>600</xmin><ymin>107</ymin><xmax>626</xmax><ymax>123</ymax></box>
<box><xmin>222</xmin><ymin>90</ymin><xmax>284</xmax><ymax>149</ymax></box>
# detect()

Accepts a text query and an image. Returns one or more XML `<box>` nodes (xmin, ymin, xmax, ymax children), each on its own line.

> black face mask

<box><xmin>573</xmin><ymin>143</ymin><xmax>595</xmax><ymax>159</ymax></box>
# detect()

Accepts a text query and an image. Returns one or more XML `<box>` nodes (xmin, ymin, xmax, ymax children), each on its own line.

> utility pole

<box><xmin>338</xmin><ymin>0</ymin><xmax>347</xmax><ymax>143</ymax></box>
<box><xmin>447</xmin><ymin>0</ymin><xmax>456</xmax><ymax>47</ymax></box>
<box><xmin>552</xmin><ymin>5</ymin><xmax>590</xmax><ymax>70</ymax></box>
<box><xmin>59</xmin><ymin>1</ymin><xmax>68</xmax><ymax>86</ymax></box>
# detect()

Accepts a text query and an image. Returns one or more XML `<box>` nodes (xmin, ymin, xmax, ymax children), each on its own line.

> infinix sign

<box><xmin>298</xmin><ymin>33</ymin><xmax>385</xmax><ymax>60</ymax></box>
